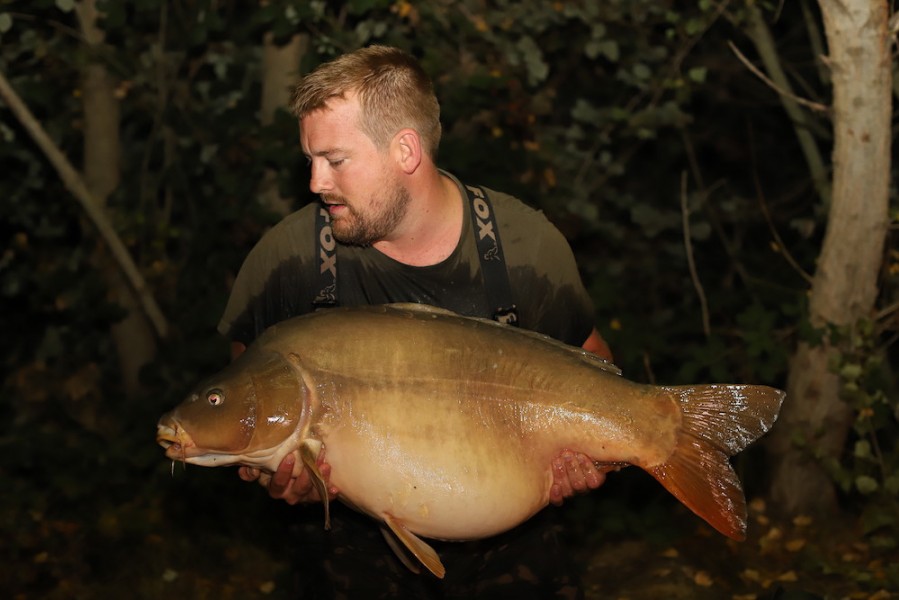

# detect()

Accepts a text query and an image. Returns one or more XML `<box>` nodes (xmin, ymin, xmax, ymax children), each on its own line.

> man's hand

<box><xmin>238</xmin><ymin>452</ymin><xmax>338</xmax><ymax>505</ymax></box>
<box><xmin>549</xmin><ymin>450</ymin><xmax>606</xmax><ymax>506</ymax></box>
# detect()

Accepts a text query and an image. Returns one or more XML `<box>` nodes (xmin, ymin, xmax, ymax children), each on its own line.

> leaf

<box><xmin>840</xmin><ymin>362</ymin><xmax>863</xmax><ymax>380</ymax></box>
<box><xmin>55</xmin><ymin>0</ymin><xmax>75</xmax><ymax>12</ymax></box>
<box><xmin>792</xmin><ymin>515</ymin><xmax>813</xmax><ymax>527</ymax></box>
<box><xmin>684</xmin><ymin>17</ymin><xmax>704</xmax><ymax>35</ymax></box>
<box><xmin>586</xmin><ymin>39</ymin><xmax>619</xmax><ymax>62</ymax></box>
<box><xmin>853</xmin><ymin>440</ymin><xmax>872</xmax><ymax>459</ymax></box>
<box><xmin>0</xmin><ymin>12</ymin><xmax>12</xmax><ymax>33</ymax></box>
<box><xmin>516</xmin><ymin>36</ymin><xmax>549</xmax><ymax>84</ymax></box>
<box><xmin>885</xmin><ymin>475</ymin><xmax>899</xmax><ymax>495</ymax></box>
<box><xmin>571</xmin><ymin>99</ymin><xmax>601</xmax><ymax>124</ymax></box>
<box><xmin>855</xmin><ymin>475</ymin><xmax>879</xmax><ymax>495</ymax></box>
<box><xmin>632</xmin><ymin>63</ymin><xmax>652</xmax><ymax>80</ymax></box>
<box><xmin>693</xmin><ymin>571</ymin><xmax>713</xmax><ymax>587</ymax></box>
<box><xmin>630</xmin><ymin>204</ymin><xmax>677</xmax><ymax>238</ymax></box>
<box><xmin>688</xmin><ymin>66</ymin><xmax>707</xmax><ymax>83</ymax></box>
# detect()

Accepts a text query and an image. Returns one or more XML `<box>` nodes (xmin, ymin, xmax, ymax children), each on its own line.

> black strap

<box><xmin>312</xmin><ymin>184</ymin><xmax>519</xmax><ymax>326</ymax></box>
<box><xmin>464</xmin><ymin>184</ymin><xmax>519</xmax><ymax>326</ymax></box>
<box><xmin>313</xmin><ymin>205</ymin><xmax>338</xmax><ymax>308</ymax></box>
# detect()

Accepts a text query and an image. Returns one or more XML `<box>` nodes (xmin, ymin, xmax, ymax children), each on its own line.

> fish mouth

<box><xmin>156</xmin><ymin>422</ymin><xmax>196</xmax><ymax>461</ymax></box>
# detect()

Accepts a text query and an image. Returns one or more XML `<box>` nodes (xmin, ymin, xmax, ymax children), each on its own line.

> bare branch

<box><xmin>680</xmin><ymin>171</ymin><xmax>711</xmax><ymax>338</ymax></box>
<box><xmin>0</xmin><ymin>70</ymin><xmax>169</xmax><ymax>339</ymax></box>
<box><xmin>727</xmin><ymin>40</ymin><xmax>830</xmax><ymax>114</ymax></box>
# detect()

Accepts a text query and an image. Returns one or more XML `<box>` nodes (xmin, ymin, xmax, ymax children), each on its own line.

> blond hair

<box><xmin>291</xmin><ymin>45</ymin><xmax>442</xmax><ymax>159</ymax></box>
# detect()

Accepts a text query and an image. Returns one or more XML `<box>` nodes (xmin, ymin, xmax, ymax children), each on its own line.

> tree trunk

<box><xmin>76</xmin><ymin>0</ymin><xmax>157</xmax><ymax>399</ymax></box>
<box><xmin>767</xmin><ymin>0</ymin><xmax>891</xmax><ymax>514</ymax></box>
<box><xmin>258</xmin><ymin>32</ymin><xmax>308</xmax><ymax>217</ymax></box>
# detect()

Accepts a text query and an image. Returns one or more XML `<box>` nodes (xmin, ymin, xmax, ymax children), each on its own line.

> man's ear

<box><xmin>394</xmin><ymin>129</ymin><xmax>422</xmax><ymax>174</ymax></box>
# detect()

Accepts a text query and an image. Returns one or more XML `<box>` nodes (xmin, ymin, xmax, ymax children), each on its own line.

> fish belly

<box><xmin>318</xmin><ymin>396</ymin><xmax>555</xmax><ymax>541</ymax></box>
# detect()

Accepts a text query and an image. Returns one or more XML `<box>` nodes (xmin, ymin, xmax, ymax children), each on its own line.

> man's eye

<box><xmin>329</xmin><ymin>159</ymin><xmax>345</xmax><ymax>167</ymax></box>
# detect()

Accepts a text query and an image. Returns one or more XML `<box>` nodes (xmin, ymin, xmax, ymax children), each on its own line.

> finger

<box><xmin>316</xmin><ymin>462</ymin><xmax>339</xmax><ymax>499</ymax></box>
<box><xmin>269</xmin><ymin>454</ymin><xmax>296</xmax><ymax>498</ymax></box>
<box><xmin>552</xmin><ymin>455</ymin><xmax>573</xmax><ymax>497</ymax></box>
<box><xmin>238</xmin><ymin>466</ymin><xmax>260</xmax><ymax>482</ymax></box>
<box><xmin>549</xmin><ymin>483</ymin><xmax>564</xmax><ymax>507</ymax></box>
<box><xmin>565</xmin><ymin>452</ymin><xmax>587</xmax><ymax>492</ymax></box>
<box><xmin>589</xmin><ymin>470</ymin><xmax>607</xmax><ymax>490</ymax></box>
<box><xmin>582</xmin><ymin>460</ymin><xmax>605</xmax><ymax>489</ymax></box>
<box><xmin>282</xmin><ymin>477</ymin><xmax>306</xmax><ymax>505</ymax></box>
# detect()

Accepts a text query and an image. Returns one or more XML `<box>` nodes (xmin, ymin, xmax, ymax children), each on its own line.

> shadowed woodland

<box><xmin>1</xmin><ymin>1</ymin><xmax>898</xmax><ymax>598</ymax></box>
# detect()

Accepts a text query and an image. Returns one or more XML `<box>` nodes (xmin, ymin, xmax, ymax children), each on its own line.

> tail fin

<box><xmin>646</xmin><ymin>384</ymin><xmax>784</xmax><ymax>540</ymax></box>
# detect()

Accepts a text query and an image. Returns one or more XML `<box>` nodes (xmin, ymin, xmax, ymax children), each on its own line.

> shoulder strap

<box><xmin>313</xmin><ymin>205</ymin><xmax>338</xmax><ymax>309</ymax></box>
<box><xmin>312</xmin><ymin>189</ymin><xmax>520</xmax><ymax>327</ymax></box>
<box><xmin>464</xmin><ymin>184</ymin><xmax>520</xmax><ymax>326</ymax></box>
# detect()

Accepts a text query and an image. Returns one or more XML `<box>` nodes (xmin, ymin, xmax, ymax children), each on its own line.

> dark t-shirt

<box><xmin>218</xmin><ymin>172</ymin><xmax>595</xmax><ymax>347</ymax></box>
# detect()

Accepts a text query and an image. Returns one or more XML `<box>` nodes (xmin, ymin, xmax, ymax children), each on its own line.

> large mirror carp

<box><xmin>157</xmin><ymin>303</ymin><xmax>784</xmax><ymax>578</ymax></box>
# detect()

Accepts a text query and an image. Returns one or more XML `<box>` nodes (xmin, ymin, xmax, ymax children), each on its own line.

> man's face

<box><xmin>299</xmin><ymin>94</ymin><xmax>410</xmax><ymax>246</ymax></box>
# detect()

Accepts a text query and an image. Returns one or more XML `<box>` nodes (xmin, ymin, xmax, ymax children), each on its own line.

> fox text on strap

<box><xmin>465</xmin><ymin>184</ymin><xmax>519</xmax><ymax>326</ymax></box>
<box><xmin>313</xmin><ymin>204</ymin><xmax>338</xmax><ymax>309</ymax></box>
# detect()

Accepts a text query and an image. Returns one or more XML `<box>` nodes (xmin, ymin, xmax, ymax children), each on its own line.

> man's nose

<box><xmin>309</xmin><ymin>162</ymin><xmax>332</xmax><ymax>194</ymax></box>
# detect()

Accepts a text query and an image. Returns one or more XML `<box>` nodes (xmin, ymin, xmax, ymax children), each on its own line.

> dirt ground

<box><xmin>578</xmin><ymin>497</ymin><xmax>897</xmax><ymax>600</ymax></box>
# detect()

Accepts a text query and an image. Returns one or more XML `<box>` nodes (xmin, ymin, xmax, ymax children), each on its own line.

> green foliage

<box><xmin>822</xmin><ymin>320</ymin><xmax>899</xmax><ymax>543</ymax></box>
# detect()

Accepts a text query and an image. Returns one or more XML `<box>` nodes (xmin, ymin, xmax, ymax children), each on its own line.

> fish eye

<box><xmin>207</xmin><ymin>389</ymin><xmax>225</xmax><ymax>406</ymax></box>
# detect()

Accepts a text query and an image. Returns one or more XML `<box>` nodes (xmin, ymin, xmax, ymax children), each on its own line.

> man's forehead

<box><xmin>299</xmin><ymin>97</ymin><xmax>365</xmax><ymax>154</ymax></box>
<box><xmin>303</xmin><ymin>90</ymin><xmax>358</xmax><ymax>117</ymax></box>
<box><xmin>301</xmin><ymin>95</ymin><xmax>359</xmax><ymax>129</ymax></box>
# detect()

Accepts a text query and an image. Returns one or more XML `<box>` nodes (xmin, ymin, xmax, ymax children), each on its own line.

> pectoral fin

<box><xmin>383</xmin><ymin>514</ymin><xmax>445</xmax><ymax>579</ymax></box>
<box><xmin>299</xmin><ymin>439</ymin><xmax>330</xmax><ymax>530</ymax></box>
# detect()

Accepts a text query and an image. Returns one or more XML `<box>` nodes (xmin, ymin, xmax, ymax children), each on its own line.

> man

<box><xmin>220</xmin><ymin>45</ymin><xmax>612</xmax><ymax>599</ymax></box>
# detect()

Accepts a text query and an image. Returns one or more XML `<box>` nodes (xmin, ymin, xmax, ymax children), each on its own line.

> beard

<box><xmin>323</xmin><ymin>183</ymin><xmax>411</xmax><ymax>246</ymax></box>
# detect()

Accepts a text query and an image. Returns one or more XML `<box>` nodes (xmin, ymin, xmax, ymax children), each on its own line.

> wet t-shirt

<box><xmin>218</xmin><ymin>172</ymin><xmax>595</xmax><ymax>347</ymax></box>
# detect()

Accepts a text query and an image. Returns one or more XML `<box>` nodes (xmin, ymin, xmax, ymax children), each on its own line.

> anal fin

<box><xmin>383</xmin><ymin>513</ymin><xmax>445</xmax><ymax>579</ymax></box>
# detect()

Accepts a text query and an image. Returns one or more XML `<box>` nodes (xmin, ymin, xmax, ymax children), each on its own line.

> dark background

<box><xmin>1</xmin><ymin>1</ymin><xmax>896</xmax><ymax>597</ymax></box>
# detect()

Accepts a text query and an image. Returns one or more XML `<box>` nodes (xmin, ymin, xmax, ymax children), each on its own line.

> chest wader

<box><xmin>312</xmin><ymin>184</ymin><xmax>520</xmax><ymax>326</ymax></box>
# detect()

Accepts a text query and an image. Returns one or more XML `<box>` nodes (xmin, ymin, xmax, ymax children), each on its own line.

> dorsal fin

<box><xmin>381</xmin><ymin>303</ymin><xmax>622</xmax><ymax>376</ymax></box>
<box><xmin>382</xmin><ymin>302</ymin><xmax>459</xmax><ymax>316</ymax></box>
